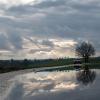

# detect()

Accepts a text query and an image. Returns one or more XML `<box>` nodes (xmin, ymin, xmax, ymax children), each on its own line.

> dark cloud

<box><xmin>0</xmin><ymin>34</ymin><xmax>11</xmax><ymax>50</ymax></box>
<box><xmin>28</xmin><ymin>39</ymin><xmax>55</xmax><ymax>54</ymax></box>
<box><xmin>40</xmin><ymin>40</ymin><xmax>55</xmax><ymax>48</ymax></box>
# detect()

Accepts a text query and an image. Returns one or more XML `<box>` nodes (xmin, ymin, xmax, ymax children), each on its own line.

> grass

<box><xmin>0</xmin><ymin>57</ymin><xmax>100</xmax><ymax>73</ymax></box>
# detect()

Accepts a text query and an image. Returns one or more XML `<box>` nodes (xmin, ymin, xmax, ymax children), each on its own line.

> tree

<box><xmin>75</xmin><ymin>42</ymin><xmax>95</xmax><ymax>63</ymax></box>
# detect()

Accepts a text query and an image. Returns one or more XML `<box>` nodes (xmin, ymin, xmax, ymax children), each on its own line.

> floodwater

<box><xmin>1</xmin><ymin>69</ymin><xmax>100</xmax><ymax>100</ymax></box>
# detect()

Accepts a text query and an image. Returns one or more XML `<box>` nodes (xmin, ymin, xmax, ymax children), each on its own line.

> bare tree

<box><xmin>75</xmin><ymin>42</ymin><xmax>95</xmax><ymax>63</ymax></box>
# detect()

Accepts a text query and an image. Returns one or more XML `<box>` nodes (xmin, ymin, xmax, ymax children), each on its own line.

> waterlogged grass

<box><xmin>1</xmin><ymin>63</ymin><xmax>100</xmax><ymax>73</ymax></box>
<box><xmin>84</xmin><ymin>63</ymin><xmax>100</xmax><ymax>69</ymax></box>
<box><xmin>39</xmin><ymin>63</ymin><xmax>100</xmax><ymax>72</ymax></box>
<box><xmin>39</xmin><ymin>66</ymin><xmax>74</xmax><ymax>72</ymax></box>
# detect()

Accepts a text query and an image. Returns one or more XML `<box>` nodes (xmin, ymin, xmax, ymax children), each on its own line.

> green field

<box><xmin>0</xmin><ymin>57</ymin><xmax>100</xmax><ymax>73</ymax></box>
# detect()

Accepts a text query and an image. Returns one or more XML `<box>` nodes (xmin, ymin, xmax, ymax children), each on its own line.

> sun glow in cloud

<box><xmin>52</xmin><ymin>39</ymin><xmax>77</xmax><ymax>47</ymax></box>
<box><xmin>21</xmin><ymin>38</ymin><xmax>77</xmax><ymax>59</ymax></box>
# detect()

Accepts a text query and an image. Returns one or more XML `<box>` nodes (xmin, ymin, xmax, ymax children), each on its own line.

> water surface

<box><xmin>2</xmin><ymin>69</ymin><xmax>100</xmax><ymax>100</ymax></box>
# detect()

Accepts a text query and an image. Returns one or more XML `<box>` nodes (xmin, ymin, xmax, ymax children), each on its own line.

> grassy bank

<box><xmin>0</xmin><ymin>58</ymin><xmax>73</xmax><ymax>73</ymax></box>
<box><xmin>0</xmin><ymin>57</ymin><xmax>100</xmax><ymax>73</ymax></box>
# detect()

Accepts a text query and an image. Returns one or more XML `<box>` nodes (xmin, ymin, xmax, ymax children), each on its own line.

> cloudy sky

<box><xmin>0</xmin><ymin>0</ymin><xmax>100</xmax><ymax>59</ymax></box>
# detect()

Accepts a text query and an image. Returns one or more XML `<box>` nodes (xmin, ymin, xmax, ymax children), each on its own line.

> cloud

<box><xmin>0</xmin><ymin>33</ymin><xmax>10</xmax><ymax>50</ymax></box>
<box><xmin>0</xmin><ymin>0</ymin><xmax>41</xmax><ymax>8</ymax></box>
<box><xmin>0</xmin><ymin>0</ymin><xmax>100</xmax><ymax>59</ymax></box>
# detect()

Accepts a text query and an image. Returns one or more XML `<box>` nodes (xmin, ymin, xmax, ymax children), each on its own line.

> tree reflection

<box><xmin>76</xmin><ymin>69</ymin><xmax>96</xmax><ymax>85</ymax></box>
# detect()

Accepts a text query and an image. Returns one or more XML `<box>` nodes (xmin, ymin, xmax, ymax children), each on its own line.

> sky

<box><xmin>0</xmin><ymin>0</ymin><xmax>100</xmax><ymax>59</ymax></box>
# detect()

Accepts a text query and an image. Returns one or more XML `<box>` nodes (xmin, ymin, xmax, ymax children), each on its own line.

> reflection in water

<box><xmin>3</xmin><ymin>70</ymin><xmax>100</xmax><ymax>100</ymax></box>
<box><xmin>76</xmin><ymin>69</ymin><xmax>96</xmax><ymax>85</ymax></box>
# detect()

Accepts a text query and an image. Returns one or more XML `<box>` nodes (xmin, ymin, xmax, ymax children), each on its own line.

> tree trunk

<box><xmin>84</xmin><ymin>56</ymin><xmax>89</xmax><ymax>70</ymax></box>
<box><xmin>84</xmin><ymin>56</ymin><xmax>89</xmax><ymax>63</ymax></box>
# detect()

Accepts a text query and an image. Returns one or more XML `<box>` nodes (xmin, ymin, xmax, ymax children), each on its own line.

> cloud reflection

<box><xmin>4</xmin><ymin>72</ymin><xmax>78</xmax><ymax>100</ymax></box>
<box><xmin>4</xmin><ymin>70</ymin><xmax>100</xmax><ymax>100</ymax></box>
